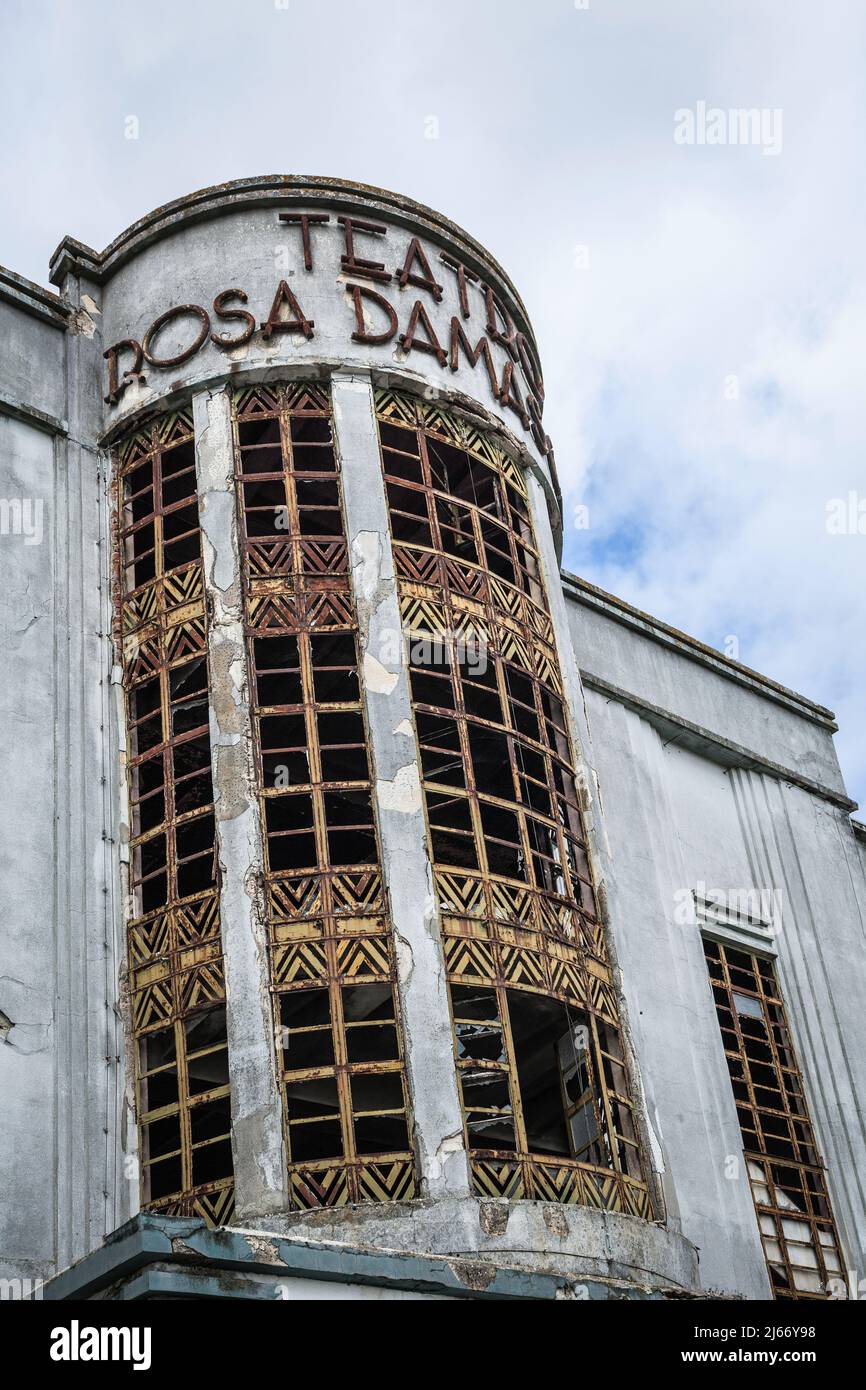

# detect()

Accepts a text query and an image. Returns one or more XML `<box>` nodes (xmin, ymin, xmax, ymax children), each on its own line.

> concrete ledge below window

<box><xmin>42</xmin><ymin>1204</ymin><xmax>710</xmax><ymax>1301</ymax></box>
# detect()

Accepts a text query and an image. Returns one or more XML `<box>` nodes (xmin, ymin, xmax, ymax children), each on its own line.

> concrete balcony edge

<box><xmin>41</xmin><ymin>1206</ymin><xmax>716</xmax><ymax>1301</ymax></box>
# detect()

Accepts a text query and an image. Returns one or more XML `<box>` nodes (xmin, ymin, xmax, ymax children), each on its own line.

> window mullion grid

<box><xmin>498</xmin><ymin>987</ymin><xmax>529</xmax><ymax>1161</ymax></box>
<box><xmin>729</xmin><ymin>950</ymin><xmax>804</xmax><ymax>1293</ymax></box>
<box><xmin>384</xmin><ymin>404</ymin><xmax>651</xmax><ymax>1206</ymax></box>
<box><xmin>176</xmin><ymin>1018</ymin><xmax>192</xmax><ymax>1194</ymax></box>
<box><xmin>331</xmin><ymin>978</ymin><xmax>356</xmax><ymax>1169</ymax></box>
<box><xmin>278</xmin><ymin>401</ymin><xmax>304</xmax><ymax>581</ymax></box>
<box><xmin>493</xmin><ymin>655</ymin><xmax>546</xmax><ymax>889</ymax></box>
<box><xmin>237</xmin><ymin>386</ymin><xmax>420</xmax><ymax>1200</ymax></box>
<box><xmin>118</xmin><ymin>413</ymin><xmax>233</xmax><ymax>1217</ymax></box>
<box><xmin>447</xmin><ymin>622</ymin><xmax>493</xmax><ymax>884</ymax></box>
<box><xmin>709</xmin><ymin>941</ymin><xmax>843</xmax><ymax>1297</ymax></box>
<box><xmin>588</xmin><ymin>1014</ymin><xmax>627</xmax><ymax>1183</ymax></box>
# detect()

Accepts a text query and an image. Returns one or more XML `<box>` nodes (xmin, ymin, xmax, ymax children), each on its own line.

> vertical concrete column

<box><xmin>193</xmin><ymin>384</ymin><xmax>288</xmax><ymax>1219</ymax></box>
<box><xmin>51</xmin><ymin>266</ymin><xmax>130</xmax><ymax>1270</ymax></box>
<box><xmin>330</xmin><ymin>372</ymin><xmax>471</xmax><ymax>1199</ymax></box>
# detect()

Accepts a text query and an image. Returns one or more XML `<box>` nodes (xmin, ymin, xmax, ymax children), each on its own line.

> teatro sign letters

<box><xmin>102</xmin><ymin>211</ymin><xmax>551</xmax><ymax>456</ymax></box>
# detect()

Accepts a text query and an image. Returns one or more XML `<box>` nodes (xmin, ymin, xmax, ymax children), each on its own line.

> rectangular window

<box><xmin>704</xmin><ymin>939</ymin><xmax>844</xmax><ymax>1299</ymax></box>
<box><xmin>448</xmin><ymin>983</ymin><xmax>616</xmax><ymax>1171</ymax></box>
<box><xmin>375</xmin><ymin>389</ymin><xmax>652</xmax><ymax>1216</ymax></box>
<box><xmin>115</xmin><ymin>408</ymin><xmax>234</xmax><ymax>1226</ymax></box>
<box><xmin>233</xmin><ymin>383</ymin><xmax>416</xmax><ymax>1209</ymax></box>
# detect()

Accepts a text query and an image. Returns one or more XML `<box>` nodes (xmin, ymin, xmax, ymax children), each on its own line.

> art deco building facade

<box><xmin>1</xmin><ymin>178</ymin><xmax>864</xmax><ymax>1301</ymax></box>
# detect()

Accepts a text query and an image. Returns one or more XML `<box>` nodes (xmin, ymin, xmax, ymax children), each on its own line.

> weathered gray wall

<box><xmin>0</xmin><ymin>275</ymin><xmax>131</xmax><ymax>1290</ymax></box>
<box><xmin>565</xmin><ymin>580</ymin><xmax>866</xmax><ymax>1294</ymax></box>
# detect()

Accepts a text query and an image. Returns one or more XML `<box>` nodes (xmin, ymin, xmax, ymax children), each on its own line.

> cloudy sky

<box><xmin>2</xmin><ymin>0</ymin><xmax>864</xmax><ymax>803</ymax></box>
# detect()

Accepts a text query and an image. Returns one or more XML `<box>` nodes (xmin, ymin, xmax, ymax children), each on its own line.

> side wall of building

<box><xmin>565</xmin><ymin>575</ymin><xmax>866</xmax><ymax>1296</ymax></box>
<box><xmin>0</xmin><ymin>276</ymin><xmax>131</xmax><ymax>1288</ymax></box>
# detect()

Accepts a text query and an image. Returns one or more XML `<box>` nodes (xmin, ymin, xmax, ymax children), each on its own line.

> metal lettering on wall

<box><xmin>102</xmin><ymin>213</ymin><xmax>551</xmax><ymax>459</ymax></box>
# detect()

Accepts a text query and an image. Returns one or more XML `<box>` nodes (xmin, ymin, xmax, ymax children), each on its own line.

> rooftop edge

<box><xmin>46</xmin><ymin>173</ymin><xmax>537</xmax><ymax>349</ymax></box>
<box><xmin>561</xmin><ymin>569</ymin><xmax>838</xmax><ymax>729</ymax></box>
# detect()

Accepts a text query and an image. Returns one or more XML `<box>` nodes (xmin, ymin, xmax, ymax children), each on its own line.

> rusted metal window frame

<box><xmin>374</xmin><ymin>388</ymin><xmax>652</xmax><ymax>1216</ymax></box>
<box><xmin>232</xmin><ymin>382</ymin><xmax>417</xmax><ymax>1209</ymax></box>
<box><xmin>113</xmin><ymin>407</ymin><xmax>234</xmax><ymax>1226</ymax></box>
<box><xmin>704</xmin><ymin>937</ymin><xmax>844</xmax><ymax>1298</ymax></box>
<box><xmin>136</xmin><ymin>1008</ymin><xmax>231</xmax><ymax>1204</ymax></box>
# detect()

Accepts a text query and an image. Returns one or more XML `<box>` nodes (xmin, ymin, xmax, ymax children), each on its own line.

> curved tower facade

<box><xmin>3</xmin><ymin>178</ymin><xmax>865</xmax><ymax>1302</ymax></box>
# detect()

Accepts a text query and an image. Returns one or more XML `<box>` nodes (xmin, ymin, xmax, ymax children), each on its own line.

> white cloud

<box><xmin>1</xmin><ymin>0</ymin><xmax>862</xmax><ymax>799</ymax></box>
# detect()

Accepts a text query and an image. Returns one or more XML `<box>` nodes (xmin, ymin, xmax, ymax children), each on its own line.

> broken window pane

<box><xmin>704</xmin><ymin>939</ymin><xmax>843</xmax><ymax>1299</ymax></box>
<box><xmin>378</xmin><ymin>395</ymin><xmax>651</xmax><ymax>1212</ymax></box>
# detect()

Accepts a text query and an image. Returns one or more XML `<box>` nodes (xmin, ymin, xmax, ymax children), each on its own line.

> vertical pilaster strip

<box><xmin>53</xmin><ymin>267</ymin><xmax>127</xmax><ymax>1269</ymax></box>
<box><xmin>193</xmin><ymin>384</ymin><xmax>288</xmax><ymax>1219</ymax></box>
<box><xmin>330</xmin><ymin>372</ymin><xmax>470</xmax><ymax>1199</ymax></box>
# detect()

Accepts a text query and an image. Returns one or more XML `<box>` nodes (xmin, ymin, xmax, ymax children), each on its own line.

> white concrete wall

<box><xmin>0</xmin><ymin>413</ymin><xmax>60</xmax><ymax>1285</ymax></box>
<box><xmin>565</xmin><ymin>587</ymin><xmax>866</xmax><ymax>1295</ymax></box>
<box><xmin>0</xmin><ymin>279</ymin><xmax>131</xmax><ymax>1289</ymax></box>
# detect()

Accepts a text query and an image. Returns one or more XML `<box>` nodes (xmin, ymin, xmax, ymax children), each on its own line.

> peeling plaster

<box><xmin>648</xmin><ymin>1107</ymin><xmax>667</xmax><ymax>1177</ymax></box>
<box><xmin>170</xmin><ymin>1238</ymin><xmax>200</xmax><ymax>1259</ymax></box>
<box><xmin>449</xmin><ymin>1259</ymin><xmax>496</xmax><ymax>1293</ymax></box>
<box><xmin>350</xmin><ymin>530</ymin><xmax>390</xmax><ymax>625</ymax></box>
<box><xmin>542</xmin><ymin>1205</ymin><xmax>569</xmax><ymax>1239</ymax></box>
<box><xmin>244</xmin><ymin>1233</ymin><xmax>286</xmax><ymax>1266</ymax></box>
<box><xmin>209</xmin><ymin>643</ymin><xmax>247</xmax><ymax>738</ymax></box>
<box><xmin>201</xmin><ymin>490</ymin><xmax>240</xmax><ymax>598</ymax></box>
<box><xmin>427</xmin><ymin>1130</ymin><xmax>465</xmax><ymax>1185</ymax></box>
<box><xmin>394</xmin><ymin>933</ymin><xmax>415</xmax><ymax>988</ymax></box>
<box><xmin>376</xmin><ymin>763</ymin><xmax>422</xmax><ymax>814</ymax></box>
<box><xmin>214</xmin><ymin>742</ymin><xmax>250</xmax><ymax>822</ymax></box>
<box><xmin>68</xmin><ymin>307</ymin><xmax>96</xmax><ymax>338</ymax></box>
<box><xmin>478</xmin><ymin>1202</ymin><xmax>510</xmax><ymax>1237</ymax></box>
<box><xmin>363</xmin><ymin>650</ymin><xmax>399</xmax><ymax>695</ymax></box>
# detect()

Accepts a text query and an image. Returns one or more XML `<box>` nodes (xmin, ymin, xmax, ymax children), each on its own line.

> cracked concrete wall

<box><xmin>576</xmin><ymin>676</ymin><xmax>866</xmax><ymax>1294</ymax></box>
<box><xmin>0</xmin><ymin>412</ymin><xmax>57</xmax><ymax>1283</ymax></box>
<box><xmin>331</xmin><ymin>372</ymin><xmax>470</xmax><ymax>1199</ymax></box>
<box><xmin>0</xmin><ymin>274</ymin><xmax>130</xmax><ymax>1287</ymax></box>
<box><xmin>558</xmin><ymin>574</ymin><xmax>866</xmax><ymax>1293</ymax></box>
<box><xmin>249</xmin><ymin>1190</ymin><xmax>698</xmax><ymax>1291</ymax></box>
<box><xmin>193</xmin><ymin>385</ymin><xmax>288</xmax><ymax>1219</ymax></box>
